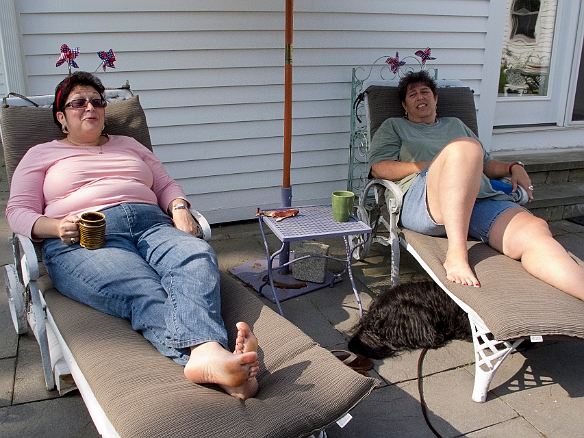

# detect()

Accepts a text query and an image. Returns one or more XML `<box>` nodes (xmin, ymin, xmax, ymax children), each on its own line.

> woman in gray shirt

<box><xmin>369</xmin><ymin>71</ymin><xmax>584</xmax><ymax>301</ymax></box>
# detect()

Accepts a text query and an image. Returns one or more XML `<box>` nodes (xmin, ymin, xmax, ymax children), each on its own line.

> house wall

<box><xmin>8</xmin><ymin>0</ymin><xmax>498</xmax><ymax>223</ymax></box>
<box><xmin>0</xmin><ymin>52</ymin><xmax>6</xmax><ymax>98</ymax></box>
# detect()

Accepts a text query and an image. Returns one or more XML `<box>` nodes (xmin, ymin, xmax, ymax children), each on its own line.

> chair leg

<box><xmin>4</xmin><ymin>264</ymin><xmax>28</xmax><ymax>334</ymax></box>
<box><xmin>27</xmin><ymin>280</ymin><xmax>56</xmax><ymax>391</ymax></box>
<box><xmin>468</xmin><ymin>313</ymin><xmax>524</xmax><ymax>402</ymax></box>
<box><xmin>349</xmin><ymin>205</ymin><xmax>372</xmax><ymax>261</ymax></box>
<box><xmin>390</xmin><ymin>229</ymin><xmax>401</xmax><ymax>287</ymax></box>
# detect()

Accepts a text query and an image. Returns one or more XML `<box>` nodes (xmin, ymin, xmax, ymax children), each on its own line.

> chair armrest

<box><xmin>369</xmin><ymin>178</ymin><xmax>404</xmax><ymax>213</ymax></box>
<box><xmin>11</xmin><ymin>233</ymin><xmax>41</xmax><ymax>284</ymax></box>
<box><xmin>190</xmin><ymin>208</ymin><xmax>212</xmax><ymax>241</ymax></box>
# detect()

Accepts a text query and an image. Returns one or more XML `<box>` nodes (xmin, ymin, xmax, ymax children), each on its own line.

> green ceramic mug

<box><xmin>332</xmin><ymin>191</ymin><xmax>355</xmax><ymax>222</ymax></box>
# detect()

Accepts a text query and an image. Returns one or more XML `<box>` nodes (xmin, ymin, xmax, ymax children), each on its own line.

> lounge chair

<box><xmin>2</xmin><ymin>88</ymin><xmax>377</xmax><ymax>437</ymax></box>
<box><xmin>348</xmin><ymin>65</ymin><xmax>584</xmax><ymax>403</ymax></box>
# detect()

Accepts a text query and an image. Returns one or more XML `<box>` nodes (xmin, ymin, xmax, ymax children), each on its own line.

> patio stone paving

<box><xmin>1</xmin><ymin>215</ymin><xmax>583</xmax><ymax>437</ymax></box>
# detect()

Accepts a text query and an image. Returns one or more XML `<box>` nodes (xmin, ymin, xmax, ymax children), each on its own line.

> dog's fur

<box><xmin>348</xmin><ymin>281</ymin><xmax>472</xmax><ymax>359</ymax></box>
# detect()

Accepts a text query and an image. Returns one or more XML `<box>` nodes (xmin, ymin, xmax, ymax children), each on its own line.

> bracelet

<box><xmin>172</xmin><ymin>203</ymin><xmax>187</xmax><ymax>211</ymax></box>
<box><xmin>508</xmin><ymin>161</ymin><xmax>524</xmax><ymax>174</ymax></box>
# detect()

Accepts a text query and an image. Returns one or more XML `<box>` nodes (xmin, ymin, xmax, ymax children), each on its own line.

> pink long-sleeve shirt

<box><xmin>6</xmin><ymin>135</ymin><xmax>187</xmax><ymax>239</ymax></box>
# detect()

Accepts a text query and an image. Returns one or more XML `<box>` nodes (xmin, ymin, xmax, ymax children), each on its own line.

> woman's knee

<box><xmin>445</xmin><ymin>137</ymin><xmax>482</xmax><ymax>157</ymax></box>
<box><xmin>519</xmin><ymin>215</ymin><xmax>551</xmax><ymax>238</ymax></box>
<box><xmin>428</xmin><ymin>137</ymin><xmax>483</xmax><ymax>185</ymax></box>
<box><xmin>433</xmin><ymin>137</ymin><xmax>483</xmax><ymax>169</ymax></box>
<box><xmin>503</xmin><ymin>213</ymin><xmax>551</xmax><ymax>259</ymax></box>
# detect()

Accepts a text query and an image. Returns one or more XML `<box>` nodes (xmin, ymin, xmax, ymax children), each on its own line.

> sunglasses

<box><xmin>64</xmin><ymin>98</ymin><xmax>108</xmax><ymax>109</ymax></box>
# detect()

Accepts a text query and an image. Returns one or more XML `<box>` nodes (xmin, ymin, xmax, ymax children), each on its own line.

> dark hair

<box><xmin>52</xmin><ymin>71</ymin><xmax>106</xmax><ymax>129</ymax></box>
<box><xmin>397</xmin><ymin>70</ymin><xmax>437</xmax><ymax>103</ymax></box>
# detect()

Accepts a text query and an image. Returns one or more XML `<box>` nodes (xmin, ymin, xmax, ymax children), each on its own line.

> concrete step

<box><xmin>492</xmin><ymin>147</ymin><xmax>584</xmax><ymax>220</ymax></box>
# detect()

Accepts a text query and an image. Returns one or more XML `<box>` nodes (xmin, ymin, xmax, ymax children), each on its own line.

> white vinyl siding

<box><xmin>0</xmin><ymin>56</ymin><xmax>6</xmax><ymax>97</ymax></box>
<box><xmin>13</xmin><ymin>0</ymin><xmax>493</xmax><ymax>223</ymax></box>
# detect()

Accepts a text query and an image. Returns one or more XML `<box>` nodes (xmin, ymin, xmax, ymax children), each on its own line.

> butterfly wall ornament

<box><xmin>97</xmin><ymin>49</ymin><xmax>116</xmax><ymax>72</ymax></box>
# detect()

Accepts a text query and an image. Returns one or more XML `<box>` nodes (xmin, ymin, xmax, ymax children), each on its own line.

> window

<box><xmin>511</xmin><ymin>0</ymin><xmax>540</xmax><ymax>40</ymax></box>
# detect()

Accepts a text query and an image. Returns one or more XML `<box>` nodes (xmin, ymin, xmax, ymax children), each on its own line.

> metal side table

<box><xmin>258</xmin><ymin>205</ymin><xmax>371</xmax><ymax>316</ymax></box>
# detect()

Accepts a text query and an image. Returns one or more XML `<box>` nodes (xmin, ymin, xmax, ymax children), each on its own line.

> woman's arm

<box><xmin>31</xmin><ymin>215</ymin><xmax>80</xmax><ymax>244</ymax></box>
<box><xmin>371</xmin><ymin>159</ymin><xmax>431</xmax><ymax>181</ymax></box>
<box><xmin>6</xmin><ymin>147</ymin><xmax>50</xmax><ymax>239</ymax></box>
<box><xmin>167</xmin><ymin>198</ymin><xmax>200</xmax><ymax>238</ymax></box>
<box><xmin>484</xmin><ymin>159</ymin><xmax>533</xmax><ymax>200</ymax></box>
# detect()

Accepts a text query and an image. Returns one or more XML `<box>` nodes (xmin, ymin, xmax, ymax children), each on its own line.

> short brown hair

<box><xmin>52</xmin><ymin>71</ymin><xmax>106</xmax><ymax>129</ymax></box>
<box><xmin>397</xmin><ymin>70</ymin><xmax>437</xmax><ymax>103</ymax></box>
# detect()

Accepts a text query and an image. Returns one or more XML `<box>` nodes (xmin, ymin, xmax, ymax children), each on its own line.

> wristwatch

<box><xmin>172</xmin><ymin>203</ymin><xmax>187</xmax><ymax>212</ymax></box>
<box><xmin>508</xmin><ymin>161</ymin><xmax>524</xmax><ymax>174</ymax></box>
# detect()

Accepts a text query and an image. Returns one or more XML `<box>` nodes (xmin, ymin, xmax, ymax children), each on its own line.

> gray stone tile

<box><xmin>466</xmin><ymin>417</ymin><xmax>545</xmax><ymax>437</ymax></box>
<box><xmin>0</xmin><ymin>284</ymin><xmax>18</xmax><ymax>359</ymax></box>
<box><xmin>487</xmin><ymin>341</ymin><xmax>584</xmax><ymax>438</ymax></box>
<box><xmin>555</xmin><ymin>233</ymin><xmax>584</xmax><ymax>261</ymax></box>
<box><xmin>269</xmin><ymin>290</ymin><xmax>349</xmax><ymax>350</ymax></box>
<box><xmin>528</xmin><ymin>171</ymin><xmax>548</xmax><ymax>185</ymax></box>
<box><xmin>326</xmin><ymin>383</ymin><xmax>461</xmax><ymax>438</ymax></box>
<box><xmin>563</xmin><ymin>203</ymin><xmax>584</xmax><ymax>219</ymax></box>
<box><xmin>210</xmin><ymin>236</ymin><xmax>267</xmax><ymax>272</ymax></box>
<box><xmin>0</xmin><ymin>396</ymin><xmax>99</xmax><ymax>438</ymax></box>
<box><xmin>0</xmin><ymin>357</ymin><xmax>16</xmax><ymax>407</ymax></box>
<box><xmin>530</xmin><ymin>207</ymin><xmax>551</xmax><ymax>221</ymax></box>
<box><xmin>545</xmin><ymin>169</ymin><xmax>569</xmax><ymax>184</ymax></box>
<box><xmin>397</xmin><ymin>367</ymin><xmax>518</xmax><ymax>436</ymax></box>
<box><xmin>12</xmin><ymin>333</ymin><xmax>60</xmax><ymax>404</ymax></box>
<box><xmin>548</xmin><ymin>219</ymin><xmax>584</xmax><ymax>234</ymax></box>
<box><xmin>376</xmin><ymin>340</ymin><xmax>475</xmax><ymax>384</ymax></box>
<box><xmin>209</xmin><ymin>220</ymin><xmax>260</xmax><ymax>241</ymax></box>
<box><xmin>297</xmin><ymin>277</ymin><xmax>372</xmax><ymax>332</ymax></box>
<box><xmin>0</xmin><ymin>220</ymin><xmax>14</xmax><ymax>266</ymax></box>
<box><xmin>492</xmin><ymin>147</ymin><xmax>584</xmax><ymax>172</ymax></box>
<box><xmin>547</xmin><ymin>222</ymin><xmax>566</xmax><ymax>237</ymax></box>
<box><xmin>491</xmin><ymin>341</ymin><xmax>584</xmax><ymax>398</ymax></box>
<box><xmin>2</xmin><ymin>145</ymin><xmax>584</xmax><ymax>437</ymax></box>
<box><xmin>569</xmin><ymin>168</ymin><xmax>584</xmax><ymax>182</ymax></box>
<box><xmin>549</xmin><ymin>205</ymin><xmax>565</xmax><ymax>221</ymax></box>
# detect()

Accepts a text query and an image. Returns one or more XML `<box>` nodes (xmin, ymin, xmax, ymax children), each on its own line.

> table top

<box><xmin>260</xmin><ymin>205</ymin><xmax>371</xmax><ymax>242</ymax></box>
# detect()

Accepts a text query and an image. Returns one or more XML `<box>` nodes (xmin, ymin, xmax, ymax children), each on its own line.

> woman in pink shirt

<box><xmin>6</xmin><ymin>72</ymin><xmax>259</xmax><ymax>400</ymax></box>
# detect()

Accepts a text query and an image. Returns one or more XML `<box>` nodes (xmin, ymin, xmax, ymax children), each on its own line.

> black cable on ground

<box><xmin>417</xmin><ymin>348</ymin><xmax>444</xmax><ymax>438</ymax></box>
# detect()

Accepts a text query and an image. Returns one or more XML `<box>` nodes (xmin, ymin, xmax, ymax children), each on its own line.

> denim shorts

<box><xmin>399</xmin><ymin>166</ymin><xmax>526</xmax><ymax>243</ymax></box>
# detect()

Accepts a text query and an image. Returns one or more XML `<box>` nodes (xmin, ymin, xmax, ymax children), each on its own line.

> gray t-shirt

<box><xmin>369</xmin><ymin>117</ymin><xmax>512</xmax><ymax>201</ymax></box>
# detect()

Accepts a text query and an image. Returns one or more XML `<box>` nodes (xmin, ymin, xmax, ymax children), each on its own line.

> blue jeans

<box><xmin>42</xmin><ymin>203</ymin><xmax>227</xmax><ymax>366</ymax></box>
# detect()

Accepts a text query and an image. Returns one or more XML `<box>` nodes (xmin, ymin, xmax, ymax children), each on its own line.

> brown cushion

<box><xmin>401</xmin><ymin>229</ymin><xmax>584</xmax><ymax>341</ymax></box>
<box><xmin>1</xmin><ymin>95</ymin><xmax>151</xmax><ymax>184</ymax></box>
<box><xmin>366</xmin><ymin>85</ymin><xmax>478</xmax><ymax>139</ymax></box>
<box><xmin>102</xmin><ymin>96</ymin><xmax>152</xmax><ymax>151</ymax></box>
<box><xmin>42</xmin><ymin>272</ymin><xmax>377</xmax><ymax>438</ymax></box>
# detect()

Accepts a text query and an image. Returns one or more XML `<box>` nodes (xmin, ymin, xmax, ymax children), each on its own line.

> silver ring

<box><xmin>528</xmin><ymin>185</ymin><xmax>534</xmax><ymax>190</ymax></box>
<box><xmin>71</xmin><ymin>237</ymin><xmax>77</xmax><ymax>244</ymax></box>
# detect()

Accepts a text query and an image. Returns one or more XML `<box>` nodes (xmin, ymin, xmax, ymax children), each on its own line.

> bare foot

<box><xmin>234</xmin><ymin>322</ymin><xmax>259</xmax><ymax>380</ymax></box>
<box><xmin>184</xmin><ymin>325</ymin><xmax>260</xmax><ymax>400</ymax></box>
<box><xmin>444</xmin><ymin>249</ymin><xmax>480</xmax><ymax>287</ymax></box>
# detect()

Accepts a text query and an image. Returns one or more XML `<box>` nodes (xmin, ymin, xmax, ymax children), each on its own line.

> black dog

<box><xmin>348</xmin><ymin>281</ymin><xmax>471</xmax><ymax>359</ymax></box>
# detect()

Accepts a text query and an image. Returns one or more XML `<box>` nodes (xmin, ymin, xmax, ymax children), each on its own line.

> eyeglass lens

<box><xmin>66</xmin><ymin>98</ymin><xmax>107</xmax><ymax>109</ymax></box>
